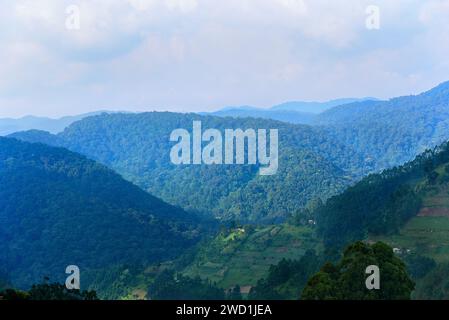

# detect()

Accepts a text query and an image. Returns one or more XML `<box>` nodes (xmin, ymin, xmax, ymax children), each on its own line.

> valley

<box><xmin>3</xmin><ymin>81</ymin><xmax>449</xmax><ymax>300</ymax></box>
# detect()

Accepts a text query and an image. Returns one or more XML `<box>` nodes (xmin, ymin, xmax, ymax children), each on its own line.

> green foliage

<box><xmin>227</xmin><ymin>285</ymin><xmax>243</xmax><ymax>300</ymax></box>
<box><xmin>301</xmin><ymin>242</ymin><xmax>415</xmax><ymax>300</ymax></box>
<box><xmin>0</xmin><ymin>281</ymin><xmax>97</xmax><ymax>300</ymax></box>
<box><xmin>182</xmin><ymin>224</ymin><xmax>320</xmax><ymax>289</ymax></box>
<box><xmin>316</xmin><ymin>141</ymin><xmax>449</xmax><ymax>247</ymax></box>
<box><xmin>0</xmin><ymin>137</ymin><xmax>203</xmax><ymax>292</ymax></box>
<box><xmin>248</xmin><ymin>250</ymin><xmax>322</xmax><ymax>300</ymax></box>
<box><xmin>414</xmin><ymin>263</ymin><xmax>449</xmax><ymax>299</ymax></box>
<box><xmin>404</xmin><ymin>254</ymin><xmax>436</xmax><ymax>280</ymax></box>
<box><xmin>316</xmin><ymin>81</ymin><xmax>449</xmax><ymax>174</ymax></box>
<box><xmin>148</xmin><ymin>269</ymin><xmax>225</xmax><ymax>300</ymax></box>
<box><xmin>10</xmin><ymin>112</ymin><xmax>360</xmax><ymax>223</ymax></box>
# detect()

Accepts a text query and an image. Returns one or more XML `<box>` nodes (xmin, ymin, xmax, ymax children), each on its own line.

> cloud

<box><xmin>0</xmin><ymin>0</ymin><xmax>449</xmax><ymax>117</ymax></box>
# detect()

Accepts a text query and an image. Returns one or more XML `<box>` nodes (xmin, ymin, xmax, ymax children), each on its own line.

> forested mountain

<box><xmin>206</xmin><ymin>98</ymin><xmax>375</xmax><ymax>125</ymax></box>
<box><xmin>315</xmin><ymin>140</ymin><xmax>449</xmax><ymax>248</ymax></box>
<box><xmin>315</xmin><ymin>81</ymin><xmax>449</xmax><ymax>172</ymax></box>
<box><xmin>204</xmin><ymin>108</ymin><xmax>317</xmax><ymax>125</ymax></box>
<box><xmin>271</xmin><ymin>98</ymin><xmax>376</xmax><ymax>113</ymax></box>
<box><xmin>10</xmin><ymin>113</ymin><xmax>361</xmax><ymax>223</ymax></box>
<box><xmin>0</xmin><ymin>112</ymin><xmax>109</xmax><ymax>136</ymax></box>
<box><xmin>8</xmin><ymin>83</ymin><xmax>449</xmax><ymax>224</ymax></box>
<box><xmin>0</xmin><ymin>137</ymin><xmax>203</xmax><ymax>290</ymax></box>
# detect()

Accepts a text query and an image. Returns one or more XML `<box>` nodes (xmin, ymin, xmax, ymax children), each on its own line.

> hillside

<box><xmin>315</xmin><ymin>140</ymin><xmax>449</xmax><ymax>247</ymax></box>
<box><xmin>312</xmin><ymin>139</ymin><xmax>449</xmax><ymax>297</ymax></box>
<box><xmin>182</xmin><ymin>224</ymin><xmax>321</xmax><ymax>290</ymax></box>
<box><xmin>315</xmin><ymin>81</ymin><xmax>449</xmax><ymax>172</ymax></box>
<box><xmin>206</xmin><ymin>98</ymin><xmax>374</xmax><ymax>125</ymax></box>
<box><xmin>204</xmin><ymin>108</ymin><xmax>317</xmax><ymax>125</ymax></box>
<box><xmin>0</xmin><ymin>112</ymin><xmax>109</xmax><ymax>136</ymax></box>
<box><xmin>10</xmin><ymin>113</ymin><xmax>361</xmax><ymax>223</ymax></box>
<box><xmin>205</xmin><ymin>83</ymin><xmax>449</xmax><ymax>176</ymax></box>
<box><xmin>0</xmin><ymin>137</ymin><xmax>203</xmax><ymax>290</ymax></box>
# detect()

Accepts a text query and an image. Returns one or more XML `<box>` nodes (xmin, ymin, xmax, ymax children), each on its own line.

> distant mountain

<box><xmin>315</xmin><ymin>81</ymin><xmax>449</xmax><ymax>171</ymax></box>
<box><xmin>10</xmin><ymin>113</ymin><xmax>360</xmax><ymax>223</ymax></box>
<box><xmin>206</xmin><ymin>108</ymin><xmax>317</xmax><ymax>125</ymax></box>
<box><xmin>9</xmin><ymin>82</ymin><xmax>449</xmax><ymax>223</ymax></box>
<box><xmin>0</xmin><ymin>111</ymin><xmax>112</xmax><ymax>136</ymax></box>
<box><xmin>270</xmin><ymin>98</ymin><xmax>377</xmax><ymax>113</ymax></box>
<box><xmin>206</xmin><ymin>98</ymin><xmax>377</xmax><ymax>125</ymax></box>
<box><xmin>0</xmin><ymin>137</ymin><xmax>203</xmax><ymax>290</ymax></box>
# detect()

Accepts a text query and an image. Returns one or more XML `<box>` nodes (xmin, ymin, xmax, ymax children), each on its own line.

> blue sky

<box><xmin>0</xmin><ymin>0</ymin><xmax>449</xmax><ymax>118</ymax></box>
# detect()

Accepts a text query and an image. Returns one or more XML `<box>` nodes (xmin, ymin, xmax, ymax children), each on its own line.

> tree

<box><xmin>148</xmin><ymin>270</ymin><xmax>225</xmax><ymax>300</ymax></box>
<box><xmin>249</xmin><ymin>250</ymin><xmax>322</xmax><ymax>300</ymax></box>
<box><xmin>0</xmin><ymin>281</ymin><xmax>97</xmax><ymax>300</ymax></box>
<box><xmin>227</xmin><ymin>285</ymin><xmax>242</xmax><ymax>300</ymax></box>
<box><xmin>301</xmin><ymin>242</ymin><xmax>415</xmax><ymax>300</ymax></box>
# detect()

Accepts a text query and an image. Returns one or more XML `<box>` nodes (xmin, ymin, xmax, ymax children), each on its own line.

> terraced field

<box><xmin>182</xmin><ymin>224</ymin><xmax>321</xmax><ymax>289</ymax></box>
<box><xmin>372</xmin><ymin>216</ymin><xmax>449</xmax><ymax>263</ymax></box>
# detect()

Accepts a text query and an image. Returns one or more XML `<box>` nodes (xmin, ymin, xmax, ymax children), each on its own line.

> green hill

<box><xmin>315</xmin><ymin>81</ymin><xmax>449</xmax><ymax>173</ymax></box>
<box><xmin>0</xmin><ymin>137</ymin><xmax>203</xmax><ymax>291</ymax></box>
<box><xmin>10</xmin><ymin>113</ymin><xmax>360</xmax><ymax>223</ymax></box>
<box><xmin>182</xmin><ymin>224</ymin><xmax>321</xmax><ymax>290</ymax></box>
<box><xmin>369</xmin><ymin>161</ymin><xmax>449</xmax><ymax>264</ymax></box>
<box><xmin>316</xmin><ymin>140</ymin><xmax>449</xmax><ymax>247</ymax></box>
<box><xmin>10</xmin><ymin>82</ymin><xmax>449</xmax><ymax>223</ymax></box>
<box><xmin>311</xmin><ymin>139</ymin><xmax>449</xmax><ymax>299</ymax></box>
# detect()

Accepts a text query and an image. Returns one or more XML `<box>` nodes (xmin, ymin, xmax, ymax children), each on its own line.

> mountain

<box><xmin>315</xmin><ymin>139</ymin><xmax>449</xmax><ymax>248</ymax></box>
<box><xmin>315</xmin><ymin>81</ymin><xmax>449</xmax><ymax>172</ymax></box>
<box><xmin>0</xmin><ymin>111</ymin><xmax>112</xmax><ymax>136</ymax></box>
<box><xmin>9</xmin><ymin>82</ymin><xmax>449</xmax><ymax>224</ymax></box>
<box><xmin>206</xmin><ymin>98</ymin><xmax>376</xmax><ymax>125</ymax></box>
<box><xmin>310</xmin><ymin>139</ymin><xmax>449</xmax><ymax>299</ymax></box>
<box><xmin>210</xmin><ymin>82</ymin><xmax>449</xmax><ymax>175</ymax></box>
<box><xmin>0</xmin><ymin>137</ymin><xmax>203</xmax><ymax>290</ymax></box>
<box><xmin>204</xmin><ymin>108</ymin><xmax>317</xmax><ymax>125</ymax></box>
<box><xmin>10</xmin><ymin>112</ymin><xmax>361</xmax><ymax>223</ymax></box>
<box><xmin>270</xmin><ymin>98</ymin><xmax>377</xmax><ymax>113</ymax></box>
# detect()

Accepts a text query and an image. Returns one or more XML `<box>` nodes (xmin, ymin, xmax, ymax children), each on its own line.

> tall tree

<box><xmin>302</xmin><ymin>242</ymin><xmax>414</xmax><ymax>300</ymax></box>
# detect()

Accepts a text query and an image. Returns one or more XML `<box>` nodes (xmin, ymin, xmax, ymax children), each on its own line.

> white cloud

<box><xmin>0</xmin><ymin>0</ymin><xmax>449</xmax><ymax>117</ymax></box>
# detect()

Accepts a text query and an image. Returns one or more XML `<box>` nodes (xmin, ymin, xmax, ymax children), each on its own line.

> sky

<box><xmin>0</xmin><ymin>0</ymin><xmax>449</xmax><ymax>118</ymax></box>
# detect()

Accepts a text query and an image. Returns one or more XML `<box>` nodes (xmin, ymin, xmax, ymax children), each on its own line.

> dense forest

<box><xmin>3</xmin><ymin>82</ymin><xmax>449</xmax><ymax>300</ymax></box>
<box><xmin>301</xmin><ymin>242</ymin><xmax>414</xmax><ymax>300</ymax></box>
<box><xmin>315</xmin><ymin>140</ymin><xmax>449</xmax><ymax>247</ymax></box>
<box><xmin>11</xmin><ymin>113</ymin><xmax>361</xmax><ymax>223</ymax></box>
<box><xmin>0</xmin><ymin>137</ymin><xmax>204</xmax><ymax>291</ymax></box>
<box><xmin>315</xmin><ymin>81</ymin><xmax>449</xmax><ymax>172</ymax></box>
<box><xmin>9</xmin><ymin>82</ymin><xmax>449</xmax><ymax>224</ymax></box>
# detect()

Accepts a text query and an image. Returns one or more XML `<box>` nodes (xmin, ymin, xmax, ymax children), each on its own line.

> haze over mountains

<box><xmin>10</xmin><ymin>113</ymin><xmax>358</xmax><ymax>222</ymax></box>
<box><xmin>4</xmin><ymin>81</ymin><xmax>449</xmax><ymax>298</ymax></box>
<box><xmin>204</xmin><ymin>98</ymin><xmax>377</xmax><ymax>125</ymax></box>
<box><xmin>8</xmin><ymin>81</ymin><xmax>449</xmax><ymax>223</ymax></box>
<box><xmin>0</xmin><ymin>98</ymin><xmax>376</xmax><ymax>135</ymax></box>
<box><xmin>0</xmin><ymin>112</ymin><xmax>108</xmax><ymax>136</ymax></box>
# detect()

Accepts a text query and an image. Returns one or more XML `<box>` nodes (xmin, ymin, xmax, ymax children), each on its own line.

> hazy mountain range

<box><xmin>3</xmin><ymin>81</ymin><xmax>449</xmax><ymax>299</ymax></box>
<box><xmin>0</xmin><ymin>111</ymin><xmax>115</xmax><ymax>136</ymax></box>
<box><xmin>204</xmin><ymin>98</ymin><xmax>378</xmax><ymax>124</ymax></box>
<box><xmin>0</xmin><ymin>98</ymin><xmax>377</xmax><ymax>136</ymax></box>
